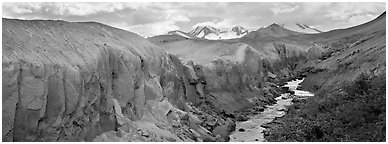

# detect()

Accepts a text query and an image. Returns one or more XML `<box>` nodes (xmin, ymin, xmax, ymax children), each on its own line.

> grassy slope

<box><xmin>264</xmin><ymin>12</ymin><xmax>386</xmax><ymax>142</ymax></box>
<box><xmin>265</xmin><ymin>74</ymin><xmax>385</xmax><ymax>142</ymax></box>
<box><xmin>299</xmin><ymin>12</ymin><xmax>386</xmax><ymax>93</ymax></box>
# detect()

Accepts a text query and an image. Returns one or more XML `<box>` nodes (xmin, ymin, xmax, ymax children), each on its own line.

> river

<box><xmin>229</xmin><ymin>78</ymin><xmax>314</xmax><ymax>142</ymax></box>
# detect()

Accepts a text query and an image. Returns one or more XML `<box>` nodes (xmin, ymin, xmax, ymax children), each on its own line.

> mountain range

<box><xmin>166</xmin><ymin>23</ymin><xmax>324</xmax><ymax>40</ymax></box>
<box><xmin>165</xmin><ymin>25</ymin><xmax>250</xmax><ymax>40</ymax></box>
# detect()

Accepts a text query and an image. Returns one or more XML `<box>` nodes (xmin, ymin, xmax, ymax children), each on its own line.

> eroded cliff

<box><xmin>2</xmin><ymin>19</ymin><xmax>234</xmax><ymax>142</ymax></box>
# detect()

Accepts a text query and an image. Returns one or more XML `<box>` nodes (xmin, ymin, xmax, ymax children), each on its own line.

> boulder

<box><xmin>212</xmin><ymin>125</ymin><xmax>230</xmax><ymax>141</ymax></box>
<box><xmin>236</xmin><ymin>115</ymin><xmax>249</xmax><ymax>122</ymax></box>
<box><xmin>281</xmin><ymin>87</ymin><xmax>290</xmax><ymax>92</ymax></box>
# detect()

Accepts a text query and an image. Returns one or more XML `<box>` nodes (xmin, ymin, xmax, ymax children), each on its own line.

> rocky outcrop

<box><xmin>305</xmin><ymin>44</ymin><xmax>324</xmax><ymax>60</ymax></box>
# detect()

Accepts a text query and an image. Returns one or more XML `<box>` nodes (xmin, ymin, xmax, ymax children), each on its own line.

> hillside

<box><xmin>251</xmin><ymin>23</ymin><xmax>302</xmax><ymax>38</ymax></box>
<box><xmin>298</xmin><ymin>11</ymin><xmax>386</xmax><ymax>92</ymax></box>
<box><xmin>263</xmin><ymin>12</ymin><xmax>386</xmax><ymax>142</ymax></box>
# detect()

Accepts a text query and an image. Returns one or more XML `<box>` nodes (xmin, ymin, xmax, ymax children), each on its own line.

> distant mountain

<box><xmin>243</xmin><ymin>23</ymin><xmax>303</xmax><ymax>39</ymax></box>
<box><xmin>167</xmin><ymin>30</ymin><xmax>196</xmax><ymax>39</ymax></box>
<box><xmin>189</xmin><ymin>25</ymin><xmax>249</xmax><ymax>40</ymax></box>
<box><xmin>256</xmin><ymin>23</ymin><xmax>302</xmax><ymax>37</ymax></box>
<box><xmin>296</xmin><ymin>23</ymin><xmax>323</xmax><ymax>33</ymax></box>
<box><xmin>231</xmin><ymin>26</ymin><xmax>249</xmax><ymax>36</ymax></box>
<box><xmin>189</xmin><ymin>25</ymin><xmax>220</xmax><ymax>39</ymax></box>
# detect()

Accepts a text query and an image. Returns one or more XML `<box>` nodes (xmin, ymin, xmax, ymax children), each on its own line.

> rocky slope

<box><xmin>2</xmin><ymin>18</ymin><xmax>234</xmax><ymax>142</ymax></box>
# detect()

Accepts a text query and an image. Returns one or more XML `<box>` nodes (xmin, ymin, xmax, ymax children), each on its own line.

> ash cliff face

<box><xmin>151</xmin><ymin>40</ymin><xmax>280</xmax><ymax>112</ymax></box>
<box><xmin>2</xmin><ymin>19</ymin><xmax>235</xmax><ymax>142</ymax></box>
<box><xmin>148</xmin><ymin>22</ymin><xmax>328</xmax><ymax>115</ymax></box>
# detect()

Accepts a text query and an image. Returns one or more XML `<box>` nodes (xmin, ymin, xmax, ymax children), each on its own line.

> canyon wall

<box><xmin>2</xmin><ymin>17</ymin><xmax>326</xmax><ymax>142</ymax></box>
<box><xmin>149</xmin><ymin>39</ymin><xmax>307</xmax><ymax>113</ymax></box>
<box><xmin>2</xmin><ymin>19</ymin><xmax>234</xmax><ymax>142</ymax></box>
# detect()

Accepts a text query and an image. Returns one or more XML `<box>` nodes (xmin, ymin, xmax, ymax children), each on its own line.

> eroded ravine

<box><xmin>229</xmin><ymin>78</ymin><xmax>314</xmax><ymax>142</ymax></box>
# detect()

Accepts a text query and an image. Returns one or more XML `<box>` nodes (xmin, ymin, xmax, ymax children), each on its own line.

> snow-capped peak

<box><xmin>189</xmin><ymin>25</ymin><xmax>250</xmax><ymax>40</ymax></box>
<box><xmin>231</xmin><ymin>26</ymin><xmax>249</xmax><ymax>36</ymax></box>
<box><xmin>189</xmin><ymin>25</ymin><xmax>221</xmax><ymax>38</ymax></box>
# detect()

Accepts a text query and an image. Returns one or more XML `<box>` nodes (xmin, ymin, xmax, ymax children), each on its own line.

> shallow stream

<box><xmin>229</xmin><ymin>78</ymin><xmax>314</xmax><ymax>142</ymax></box>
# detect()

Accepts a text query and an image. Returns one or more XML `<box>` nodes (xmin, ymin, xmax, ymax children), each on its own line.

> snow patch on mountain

<box><xmin>166</xmin><ymin>30</ymin><xmax>195</xmax><ymax>39</ymax></box>
<box><xmin>296</xmin><ymin>23</ymin><xmax>324</xmax><ymax>33</ymax></box>
<box><xmin>189</xmin><ymin>25</ymin><xmax>250</xmax><ymax>40</ymax></box>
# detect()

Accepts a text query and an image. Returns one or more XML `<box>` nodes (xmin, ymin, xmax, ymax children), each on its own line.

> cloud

<box><xmin>2</xmin><ymin>2</ymin><xmax>147</xmax><ymax>16</ymax></box>
<box><xmin>3</xmin><ymin>2</ymin><xmax>191</xmax><ymax>37</ymax></box>
<box><xmin>126</xmin><ymin>21</ymin><xmax>181</xmax><ymax>37</ymax></box>
<box><xmin>324</xmin><ymin>3</ymin><xmax>385</xmax><ymax>22</ymax></box>
<box><xmin>52</xmin><ymin>3</ymin><xmax>127</xmax><ymax>16</ymax></box>
<box><xmin>271</xmin><ymin>3</ymin><xmax>300</xmax><ymax>15</ymax></box>
<box><xmin>2</xmin><ymin>3</ymin><xmax>42</xmax><ymax>15</ymax></box>
<box><xmin>192</xmin><ymin>15</ymin><xmax>262</xmax><ymax>30</ymax></box>
<box><xmin>126</xmin><ymin>9</ymin><xmax>190</xmax><ymax>36</ymax></box>
<box><xmin>163</xmin><ymin>10</ymin><xmax>190</xmax><ymax>22</ymax></box>
<box><xmin>2</xmin><ymin>2</ymin><xmax>386</xmax><ymax>37</ymax></box>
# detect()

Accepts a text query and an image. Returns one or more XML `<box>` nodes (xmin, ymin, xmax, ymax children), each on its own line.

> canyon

<box><xmin>2</xmin><ymin>11</ymin><xmax>386</xmax><ymax>142</ymax></box>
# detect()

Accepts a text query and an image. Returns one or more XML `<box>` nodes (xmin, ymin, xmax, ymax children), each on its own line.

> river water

<box><xmin>229</xmin><ymin>78</ymin><xmax>314</xmax><ymax>142</ymax></box>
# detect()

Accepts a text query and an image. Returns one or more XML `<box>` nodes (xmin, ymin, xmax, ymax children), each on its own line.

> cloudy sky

<box><xmin>2</xmin><ymin>2</ymin><xmax>386</xmax><ymax>37</ymax></box>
